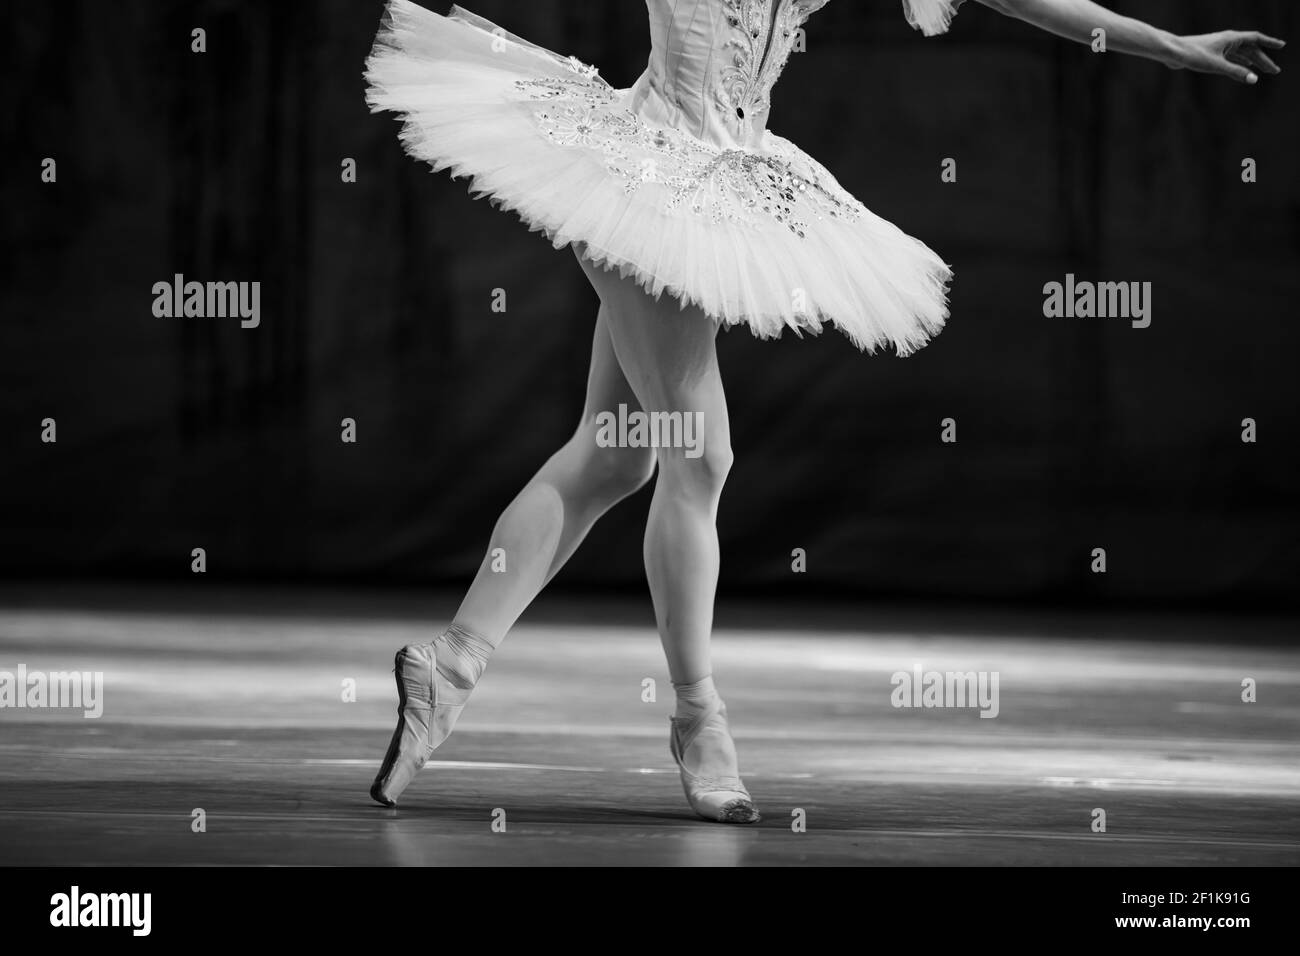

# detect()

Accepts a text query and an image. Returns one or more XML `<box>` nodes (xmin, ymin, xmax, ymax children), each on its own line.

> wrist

<box><xmin>1156</xmin><ymin>31</ymin><xmax>1190</xmax><ymax>69</ymax></box>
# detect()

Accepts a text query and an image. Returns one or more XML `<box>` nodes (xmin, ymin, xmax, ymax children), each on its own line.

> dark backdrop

<box><xmin>3</xmin><ymin>0</ymin><xmax>1298</xmax><ymax>607</ymax></box>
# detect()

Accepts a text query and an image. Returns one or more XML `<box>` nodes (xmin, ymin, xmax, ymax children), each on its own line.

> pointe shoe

<box><xmin>669</xmin><ymin>697</ymin><xmax>760</xmax><ymax>824</ymax></box>
<box><xmin>370</xmin><ymin>642</ymin><xmax>469</xmax><ymax>807</ymax></box>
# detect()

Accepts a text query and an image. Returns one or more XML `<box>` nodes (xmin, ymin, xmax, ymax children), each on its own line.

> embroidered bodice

<box><xmin>631</xmin><ymin>0</ymin><xmax>830</xmax><ymax>149</ymax></box>
<box><xmin>500</xmin><ymin>0</ymin><xmax>960</xmax><ymax>236</ymax></box>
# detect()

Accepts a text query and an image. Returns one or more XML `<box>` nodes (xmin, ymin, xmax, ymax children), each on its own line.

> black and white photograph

<box><xmin>2</xmin><ymin>0</ymin><xmax>1297</xmax><ymax>932</ymax></box>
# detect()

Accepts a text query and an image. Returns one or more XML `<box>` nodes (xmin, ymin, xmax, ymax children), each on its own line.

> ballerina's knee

<box><xmin>655</xmin><ymin>440</ymin><xmax>733</xmax><ymax>502</ymax></box>
<box><xmin>587</xmin><ymin>404</ymin><xmax>731</xmax><ymax>497</ymax></box>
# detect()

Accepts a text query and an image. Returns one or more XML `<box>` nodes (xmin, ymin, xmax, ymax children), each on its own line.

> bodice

<box><xmin>628</xmin><ymin>0</ymin><xmax>830</xmax><ymax>150</ymax></box>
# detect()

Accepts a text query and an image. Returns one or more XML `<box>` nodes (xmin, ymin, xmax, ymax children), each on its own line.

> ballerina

<box><xmin>363</xmin><ymin>0</ymin><xmax>1282</xmax><ymax>823</ymax></box>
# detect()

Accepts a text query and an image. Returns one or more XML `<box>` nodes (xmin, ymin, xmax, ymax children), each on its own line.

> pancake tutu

<box><xmin>364</xmin><ymin>0</ymin><xmax>962</xmax><ymax>354</ymax></box>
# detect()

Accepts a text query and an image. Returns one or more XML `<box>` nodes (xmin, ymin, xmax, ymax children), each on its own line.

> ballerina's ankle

<box><xmin>431</xmin><ymin>622</ymin><xmax>495</xmax><ymax>690</ymax></box>
<box><xmin>672</xmin><ymin>674</ymin><xmax>719</xmax><ymax>718</ymax></box>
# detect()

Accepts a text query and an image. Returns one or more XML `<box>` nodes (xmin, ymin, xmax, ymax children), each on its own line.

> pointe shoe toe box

<box><xmin>717</xmin><ymin>798</ymin><xmax>761</xmax><ymax>825</ymax></box>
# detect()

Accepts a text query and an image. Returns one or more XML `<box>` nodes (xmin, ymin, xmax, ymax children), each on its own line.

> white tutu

<box><xmin>365</xmin><ymin>0</ymin><xmax>964</xmax><ymax>354</ymax></box>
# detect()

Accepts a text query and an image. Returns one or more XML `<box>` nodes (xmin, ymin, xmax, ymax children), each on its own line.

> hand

<box><xmin>1172</xmin><ymin>31</ymin><xmax>1285</xmax><ymax>84</ymax></box>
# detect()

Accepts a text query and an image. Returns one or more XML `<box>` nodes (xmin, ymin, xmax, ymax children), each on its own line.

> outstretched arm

<box><xmin>972</xmin><ymin>0</ymin><xmax>1285</xmax><ymax>84</ymax></box>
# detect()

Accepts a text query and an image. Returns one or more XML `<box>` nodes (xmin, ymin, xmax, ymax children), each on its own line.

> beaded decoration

<box><xmin>713</xmin><ymin>0</ymin><xmax>824</xmax><ymax>136</ymax></box>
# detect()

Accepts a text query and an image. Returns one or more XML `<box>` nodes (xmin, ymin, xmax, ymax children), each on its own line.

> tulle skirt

<box><xmin>365</xmin><ymin>1</ymin><xmax>952</xmax><ymax>355</ymax></box>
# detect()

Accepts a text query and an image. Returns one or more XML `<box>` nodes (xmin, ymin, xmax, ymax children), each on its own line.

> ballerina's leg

<box><xmin>442</xmin><ymin>300</ymin><xmax>657</xmax><ymax>684</ymax></box>
<box><xmin>574</xmin><ymin>256</ymin><xmax>731</xmax><ymax>685</ymax></box>
<box><xmin>574</xmin><ymin>254</ymin><xmax>758</xmax><ymax>823</ymax></box>
<box><xmin>369</xmin><ymin>277</ymin><xmax>657</xmax><ymax>806</ymax></box>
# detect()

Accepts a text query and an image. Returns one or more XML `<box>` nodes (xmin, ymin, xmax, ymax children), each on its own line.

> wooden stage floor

<box><xmin>1</xmin><ymin>586</ymin><xmax>1297</xmax><ymax>866</ymax></box>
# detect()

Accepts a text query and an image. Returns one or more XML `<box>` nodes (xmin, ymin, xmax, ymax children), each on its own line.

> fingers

<box><xmin>1251</xmin><ymin>32</ymin><xmax>1286</xmax><ymax>50</ymax></box>
<box><xmin>1250</xmin><ymin>48</ymin><xmax>1282</xmax><ymax>75</ymax></box>
<box><xmin>1246</xmin><ymin>33</ymin><xmax>1284</xmax><ymax>75</ymax></box>
<box><xmin>1196</xmin><ymin>30</ymin><xmax>1282</xmax><ymax>84</ymax></box>
<box><xmin>1219</xmin><ymin>46</ymin><xmax>1256</xmax><ymax>82</ymax></box>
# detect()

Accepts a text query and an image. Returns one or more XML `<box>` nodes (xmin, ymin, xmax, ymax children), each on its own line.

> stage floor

<box><xmin>1</xmin><ymin>586</ymin><xmax>1298</xmax><ymax>866</ymax></box>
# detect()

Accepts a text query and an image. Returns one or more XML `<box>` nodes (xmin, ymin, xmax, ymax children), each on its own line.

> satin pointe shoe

<box><xmin>669</xmin><ymin>696</ymin><xmax>760</xmax><ymax>824</ymax></box>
